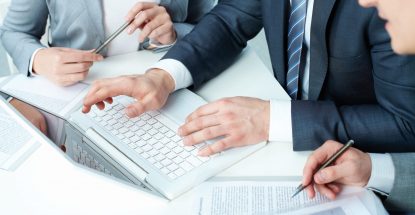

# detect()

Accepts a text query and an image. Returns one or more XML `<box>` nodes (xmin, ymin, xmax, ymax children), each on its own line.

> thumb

<box><xmin>125</xmin><ymin>100</ymin><xmax>147</xmax><ymax>118</ymax></box>
<box><xmin>314</xmin><ymin>162</ymin><xmax>351</xmax><ymax>185</ymax></box>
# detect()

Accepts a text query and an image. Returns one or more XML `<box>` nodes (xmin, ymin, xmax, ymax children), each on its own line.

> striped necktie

<box><xmin>286</xmin><ymin>0</ymin><xmax>307</xmax><ymax>100</ymax></box>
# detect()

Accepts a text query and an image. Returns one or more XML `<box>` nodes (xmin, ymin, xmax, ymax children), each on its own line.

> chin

<box><xmin>391</xmin><ymin>42</ymin><xmax>413</xmax><ymax>55</ymax></box>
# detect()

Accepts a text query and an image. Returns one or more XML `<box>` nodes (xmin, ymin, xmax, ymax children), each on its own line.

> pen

<box><xmin>291</xmin><ymin>140</ymin><xmax>355</xmax><ymax>198</ymax></box>
<box><xmin>94</xmin><ymin>19</ymin><xmax>134</xmax><ymax>54</ymax></box>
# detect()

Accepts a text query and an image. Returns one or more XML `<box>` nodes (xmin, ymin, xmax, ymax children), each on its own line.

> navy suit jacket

<box><xmin>163</xmin><ymin>0</ymin><xmax>415</xmax><ymax>152</ymax></box>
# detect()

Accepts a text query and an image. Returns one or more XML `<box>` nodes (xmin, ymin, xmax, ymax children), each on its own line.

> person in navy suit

<box><xmin>83</xmin><ymin>0</ymin><xmax>415</xmax><ymax>155</ymax></box>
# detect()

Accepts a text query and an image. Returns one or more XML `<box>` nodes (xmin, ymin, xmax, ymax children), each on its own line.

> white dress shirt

<box><xmin>151</xmin><ymin>0</ymin><xmax>396</xmax><ymax>195</ymax></box>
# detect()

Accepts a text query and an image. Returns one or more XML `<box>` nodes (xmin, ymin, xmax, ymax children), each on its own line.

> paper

<box><xmin>0</xmin><ymin>75</ymin><xmax>89</xmax><ymax>118</ymax></box>
<box><xmin>195</xmin><ymin>181</ymin><xmax>372</xmax><ymax>215</ymax></box>
<box><xmin>84</xmin><ymin>51</ymin><xmax>163</xmax><ymax>84</ymax></box>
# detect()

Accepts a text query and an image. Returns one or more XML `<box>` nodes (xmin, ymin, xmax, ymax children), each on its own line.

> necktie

<box><xmin>286</xmin><ymin>0</ymin><xmax>307</xmax><ymax>100</ymax></box>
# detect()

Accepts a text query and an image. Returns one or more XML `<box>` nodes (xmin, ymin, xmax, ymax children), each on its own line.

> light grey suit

<box><xmin>384</xmin><ymin>154</ymin><xmax>415</xmax><ymax>212</ymax></box>
<box><xmin>0</xmin><ymin>0</ymin><xmax>214</xmax><ymax>75</ymax></box>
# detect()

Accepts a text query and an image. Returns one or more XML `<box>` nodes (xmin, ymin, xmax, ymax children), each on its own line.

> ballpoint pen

<box><xmin>93</xmin><ymin>19</ymin><xmax>134</xmax><ymax>54</ymax></box>
<box><xmin>291</xmin><ymin>140</ymin><xmax>355</xmax><ymax>198</ymax></box>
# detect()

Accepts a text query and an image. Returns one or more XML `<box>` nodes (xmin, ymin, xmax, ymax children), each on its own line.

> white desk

<box><xmin>0</xmin><ymin>48</ymin><xmax>382</xmax><ymax>214</ymax></box>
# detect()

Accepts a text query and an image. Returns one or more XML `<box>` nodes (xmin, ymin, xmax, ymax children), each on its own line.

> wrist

<box><xmin>146</xmin><ymin>69</ymin><xmax>175</xmax><ymax>93</ymax></box>
<box><xmin>262</xmin><ymin>100</ymin><xmax>271</xmax><ymax>141</ymax></box>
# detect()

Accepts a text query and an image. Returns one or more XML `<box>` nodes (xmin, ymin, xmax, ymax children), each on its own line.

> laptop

<box><xmin>0</xmin><ymin>97</ymin><xmax>40</xmax><ymax>171</ymax></box>
<box><xmin>69</xmin><ymin>89</ymin><xmax>267</xmax><ymax>199</ymax></box>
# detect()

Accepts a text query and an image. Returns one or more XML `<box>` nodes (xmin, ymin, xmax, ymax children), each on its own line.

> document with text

<box><xmin>194</xmin><ymin>181</ymin><xmax>374</xmax><ymax>215</ymax></box>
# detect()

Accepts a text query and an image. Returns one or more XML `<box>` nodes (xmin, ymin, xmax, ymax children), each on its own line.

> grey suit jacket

<box><xmin>0</xmin><ymin>0</ymin><xmax>214</xmax><ymax>75</ymax></box>
<box><xmin>385</xmin><ymin>153</ymin><xmax>415</xmax><ymax>212</ymax></box>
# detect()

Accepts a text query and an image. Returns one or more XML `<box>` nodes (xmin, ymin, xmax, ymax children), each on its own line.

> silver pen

<box><xmin>94</xmin><ymin>19</ymin><xmax>134</xmax><ymax>54</ymax></box>
<box><xmin>291</xmin><ymin>140</ymin><xmax>355</xmax><ymax>198</ymax></box>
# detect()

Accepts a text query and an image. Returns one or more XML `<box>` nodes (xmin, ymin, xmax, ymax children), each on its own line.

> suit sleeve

<box><xmin>0</xmin><ymin>0</ymin><xmax>48</xmax><ymax>75</ymax></box>
<box><xmin>291</xmin><ymin>13</ymin><xmax>415</xmax><ymax>153</ymax></box>
<box><xmin>384</xmin><ymin>153</ymin><xmax>415</xmax><ymax>212</ymax></box>
<box><xmin>162</xmin><ymin>0</ymin><xmax>263</xmax><ymax>88</ymax></box>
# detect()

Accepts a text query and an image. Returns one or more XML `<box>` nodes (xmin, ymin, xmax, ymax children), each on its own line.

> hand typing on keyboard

<box><xmin>82</xmin><ymin>69</ymin><xmax>175</xmax><ymax>118</ymax></box>
<box><xmin>86</xmin><ymin>96</ymin><xmax>212</xmax><ymax>180</ymax></box>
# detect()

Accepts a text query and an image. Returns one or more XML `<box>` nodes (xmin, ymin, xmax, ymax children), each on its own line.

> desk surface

<box><xmin>0</xmin><ymin>48</ymin><xmax>312</xmax><ymax>214</ymax></box>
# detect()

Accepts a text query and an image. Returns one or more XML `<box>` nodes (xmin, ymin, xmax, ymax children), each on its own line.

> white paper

<box><xmin>85</xmin><ymin>51</ymin><xmax>163</xmax><ymax>84</ymax></box>
<box><xmin>195</xmin><ymin>181</ymin><xmax>373</xmax><ymax>215</ymax></box>
<box><xmin>0</xmin><ymin>75</ymin><xmax>89</xmax><ymax>118</ymax></box>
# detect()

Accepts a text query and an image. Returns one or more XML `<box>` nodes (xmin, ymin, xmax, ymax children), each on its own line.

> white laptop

<box><xmin>69</xmin><ymin>89</ymin><xmax>266</xmax><ymax>199</ymax></box>
<box><xmin>0</xmin><ymin>97</ymin><xmax>40</xmax><ymax>171</ymax></box>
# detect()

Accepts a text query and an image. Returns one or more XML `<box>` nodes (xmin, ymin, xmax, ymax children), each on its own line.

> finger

<box><xmin>302</xmin><ymin>140</ymin><xmax>343</xmax><ymax>185</ymax></box>
<box><xmin>138</xmin><ymin>11</ymin><xmax>166</xmax><ymax>41</ymax></box>
<box><xmin>314</xmin><ymin>162</ymin><xmax>353</xmax><ymax>185</ymax></box>
<box><xmin>125</xmin><ymin>100</ymin><xmax>147</xmax><ymax>118</ymax></box>
<box><xmin>60</xmin><ymin>62</ymin><xmax>93</xmax><ymax>74</ymax></box>
<box><xmin>83</xmin><ymin>79</ymin><xmax>131</xmax><ymax>110</ymax></box>
<box><xmin>315</xmin><ymin>184</ymin><xmax>337</xmax><ymax>200</ymax></box>
<box><xmin>125</xmin><ymin>2</ymin><xmax>157</xmax><ymax>22</ymax></box>
<box><xmin>198</xmin><ymin>138</ymin><xmax>232</xmax><ymax>157</ymax></box>
<box><xmin>95</xmin><ymin>101</ymin><xmax>106</xmax><ymax>110</ymax></box>
<box><xmin>127</xmin><ymin>7</ymin><xmax>160</xmax><ymax>35</ymax></box>
<box><xmin>179</xmin><ymin>115</ymin><xmax>220</xmax><ymax>136</ymax></box>
<box><xmin>185</xmin><ymin>103</ymin><xmax>220</xmax><ymax>123</ymax></box>
<box><xmin>182</xmin><ymin>125</ymin><xmax>227</xmax><ymax>146</ymax></box>
<box><xmin>62</xmin><ymin>51</ymin><xmax>103</xmax><ymax>63</ymax></box>
<box><xmin>327</xmin><ymin>183</ymin><xmax>342</xmax><ymax>194</ymax></box>
<box><xmin>148</xmin><ymin>22</ymin><xmax>174</xmax><ymax>41</ymax></box>
<box><xmin>59</xmin><ymin>72</ymin><xmax>88</xmax><ymax>86</ymax></box>
<box><xmin>104</xmin><ymin>97</ymin><xmax>113</xmax><ymax>104</ymax></box>
<box><xmin>306</xmin><ymin>185</ymin><xmax>316</xmax><ymax>199</ymax></box>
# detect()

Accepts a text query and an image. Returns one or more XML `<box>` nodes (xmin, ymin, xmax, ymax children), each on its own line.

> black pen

<box><xmin>291</xmin><ymin>140</ymin><xmax>355</xmax><ymax>198</ymax></box>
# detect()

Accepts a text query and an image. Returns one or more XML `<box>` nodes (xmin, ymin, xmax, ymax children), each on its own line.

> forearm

<box><xmin>291</xmin><ymin>101</ymin><xmax>415</xmax><ymax>152</ymax></box>
<box><xmin>162</xmin><ymin>0</ymin><xmax>263</xmax><ymax>89</ymax></box>
<box><xmin>0</xmin><ymin>0</ymin><xmax>48</xmax><ymax>74</ymax></box>
<box><xmin>384</xmin><ymin>153</ymin><xmax>415</xmax><ymax>212</ymax></box>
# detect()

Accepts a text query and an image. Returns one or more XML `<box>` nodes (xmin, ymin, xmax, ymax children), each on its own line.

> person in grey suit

<box><xmin>301</xmin><ymin>2</ymin><xmax>415</xmax><ymax>212</ymax></box>
<box><xmin>0</xmin><ymin>0</ymin><xmax>214</xmax><ymax>133</ymax></box>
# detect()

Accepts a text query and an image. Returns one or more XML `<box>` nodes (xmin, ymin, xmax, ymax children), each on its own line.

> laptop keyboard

<box><xmin>0</xmin><ymin>111</ymin><xmax>31</xmax><ymax>155</ymax></box>
<box><xmin>86</xmin><ymin>96</ymin><xmax>211</xmax><ymax>180</ymax></box>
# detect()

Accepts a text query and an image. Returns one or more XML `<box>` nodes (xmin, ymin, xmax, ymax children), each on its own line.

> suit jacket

<box><xmin>0</xmin><ymin>0</ymin><xmax>214</xmax><ymax>75</ymax></box>
<box><xmin>162</xmin><ymin>0</ymin><xmax>415</xmax><ymax>153</ymax></box>
<box><xmin>385</xmin><ymin>153</ymin><xmax>415</xmax><ymax>212</ymax></box>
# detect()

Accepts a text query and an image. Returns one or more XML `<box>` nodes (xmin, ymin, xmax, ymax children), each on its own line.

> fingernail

<box><xmin>198</xmin><ymin>150</ymin><xmax>208</xmax><ymax>157</ymax></box>
<box><xmin>127</xmin><ymin>27</ymin><xmax>133</xmax><ymax>34</ymax></box>
<box><xmin>182</xmin><ymin>137</ymin><xmax>189</xmax><ymax>145</ymax></box>
<box><xmin>125</xmin><ymin>107</ymin><xmax>136</xmax><ymax>117</ymax></box>
<box><xmin>98</xmin><ymin>56</ymin><xmax>104</xmax><ymax>61</ymax></box>
<box><xmin>317</xmin><ymin>171</ymin><xmax>327</xmax><ymax>183</ymax></box>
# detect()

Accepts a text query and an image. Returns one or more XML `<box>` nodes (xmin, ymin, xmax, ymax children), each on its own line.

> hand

<box><xmin>82</xmin><ymin>69</ymin><xmax>175</xmax><ymax>118</ymax></box>
<box><xmin>10</xmin><ymin>99</ymin><xmax>47</xmax><ymax>135</ymax></box>
<box><xmin>178</xmin><ymin>97</ymin><xmax>270</xmax><ymax>157</ymax></box>
<box><xmin>33</xmin><ymin>47</ymin><xmax>104</xmax><ymax>86</ymax></box>
<box><xmin>125</xmin><ymin>2</ymin><xmax>176</xmax><ymax>45</ymax></box>
<box><xmin>302</xmin><ymin>140</ymin><xmax>372</xmax><ymax>200</ymax></box>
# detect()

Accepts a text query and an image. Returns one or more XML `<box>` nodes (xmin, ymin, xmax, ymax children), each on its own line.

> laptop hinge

<box><xmin>84</xmin><ymin>128</ymin><xmax>148</xmax><ymax>181</ymax></box>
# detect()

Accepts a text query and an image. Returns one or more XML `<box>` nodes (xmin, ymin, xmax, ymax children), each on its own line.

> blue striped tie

<box><xmin>286</xmin><ymin>0</ymin><xmax>307</xmax><ymax>100</ymax></box>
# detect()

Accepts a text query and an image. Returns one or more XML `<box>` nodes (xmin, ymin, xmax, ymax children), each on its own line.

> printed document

<box><xmin>195</xmin><ymin>181</ymin><xmax>374</xmax><ymax>215</ymax></box>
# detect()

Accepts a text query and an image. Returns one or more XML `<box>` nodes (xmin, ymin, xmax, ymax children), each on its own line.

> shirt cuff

<box><xmin>268</xmin><ymin>99</ymin><xmax>293</xmax><ymax>142</ymax></box>
<box><xmin>150</xmin><ymin>59</ymin><xmax>193</xmax><ymax>91</ymax></box>
<box><xmin>28</xmin><ymin>48</ymin><xmax>44</xmax><ymax>76</ymax></box>
<box><xmin>366</xmin><ymin>153</ymin><xmax>395</xmax><ymax>194</ymax></box>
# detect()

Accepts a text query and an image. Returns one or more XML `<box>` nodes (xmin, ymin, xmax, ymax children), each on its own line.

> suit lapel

<box><xmin>264</xmin><ymin>0</ymin><xmax>289</xmax><ymax>87</ymax></box>
<box><xmin>82</xmin><ymin>0</ymin><xmax>105</xmax><ymax>43</ymax></box>
<box><xmin>308</xmin><ymin>0</ymin><xmax>337</xmax><ymax>100</ymax></box>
